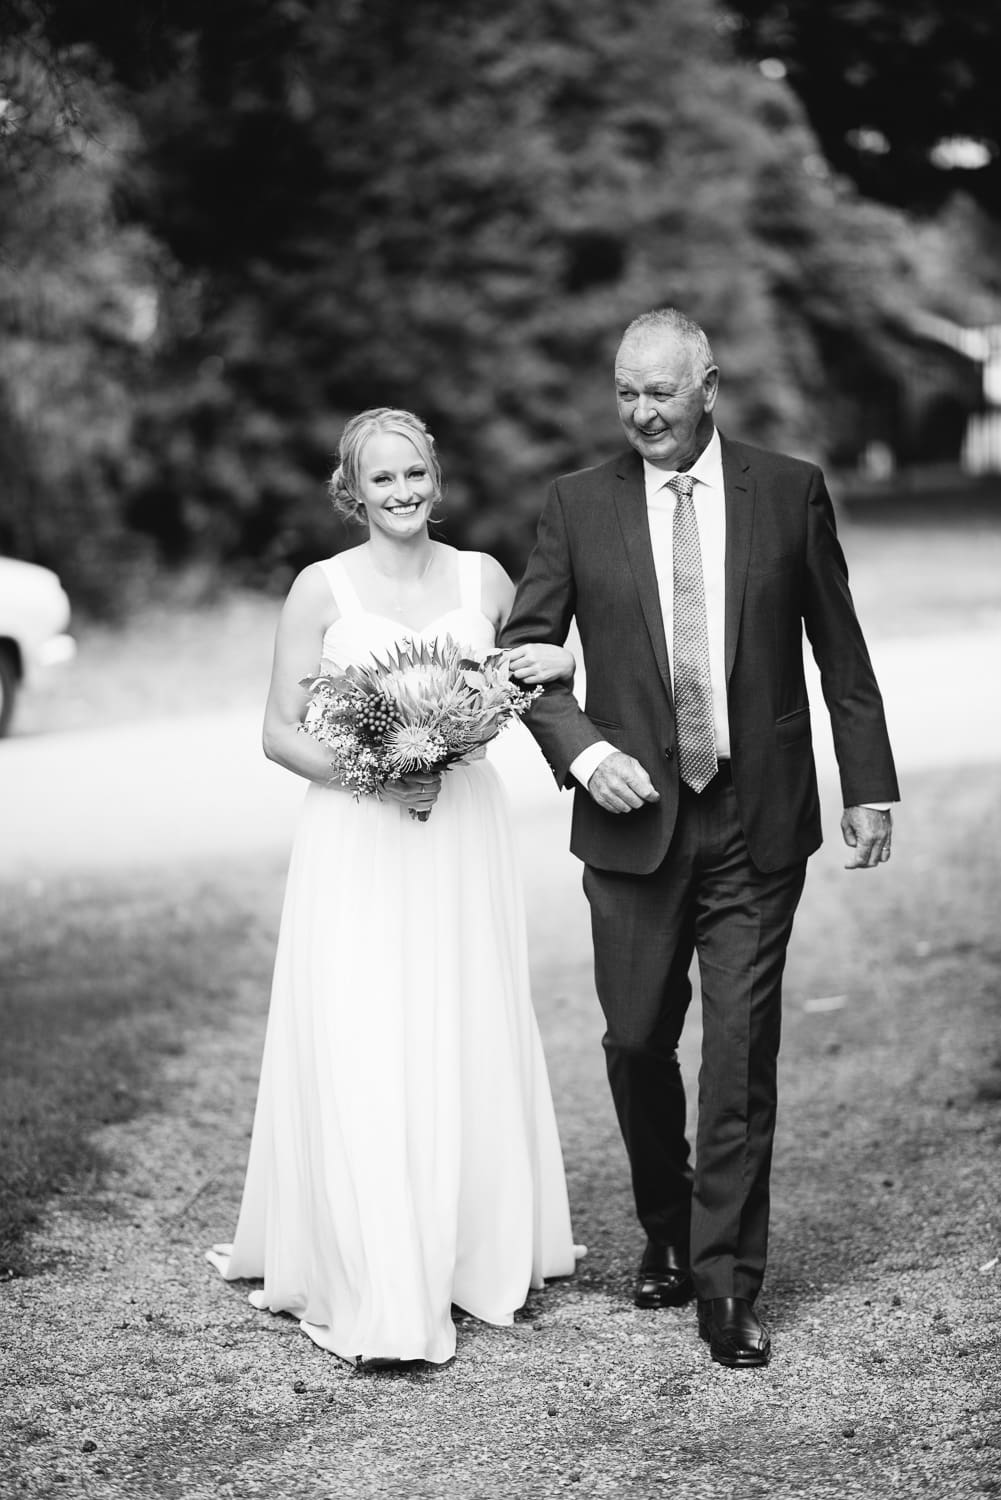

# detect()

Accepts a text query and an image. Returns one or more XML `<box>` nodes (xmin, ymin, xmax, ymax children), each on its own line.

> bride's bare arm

<box><xmin>480</xmin><ymin>553</ymin><xmax>576</xmax><ymax>684</ymax></box>
<box><xmin>263</xmin><ymin>565</ymin><xmax>443</xmax><ymax>811</ymax></box>
<box><xmin>506</xmin><ymin>642</ymin><xmax>575</xmax><ymax>684</ymax></box>
<box><xmin>262</xmin><ymin>565</ymin><xmax>350</xmax><ymax>787</ymax></box>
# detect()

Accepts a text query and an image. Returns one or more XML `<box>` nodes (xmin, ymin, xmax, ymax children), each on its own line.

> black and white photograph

<box><xmin>1</xmin><ymin>2</ymin><xmax>999</xmax><ymax>1495</ymax></box>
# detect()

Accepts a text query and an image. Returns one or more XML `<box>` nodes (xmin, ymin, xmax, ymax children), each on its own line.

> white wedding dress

<box><xmin>208</xmin><ymin>549</ymin><xmax>577</xmax><ymax>1364</ymax></box>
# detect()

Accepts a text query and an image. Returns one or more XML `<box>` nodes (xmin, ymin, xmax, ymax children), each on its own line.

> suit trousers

<box><xmin>582</xmin><ymin>764</ymin><xmax>807</xmax><ymax>1301</ymax></box>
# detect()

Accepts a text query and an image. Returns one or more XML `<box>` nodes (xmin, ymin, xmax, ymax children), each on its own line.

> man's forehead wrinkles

<box><xmin>614</xmin><ymin>366</ymin><xmax>676</xmax><ymax>384</ymax></box>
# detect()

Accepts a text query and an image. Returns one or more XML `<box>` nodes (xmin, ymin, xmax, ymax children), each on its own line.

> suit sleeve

<box><xmin>500</xmin><ymin>481</ymin><xmax>607</xmax><ymax>786</ymax></box>
<box><xmin>803</xmin><ymin>470</ymin><xmax>900</xmax><ymax>806</ymax></box>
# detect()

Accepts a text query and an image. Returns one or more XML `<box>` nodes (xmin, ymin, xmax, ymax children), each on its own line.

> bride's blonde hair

<box><xmin>328</xmin><ymin>408</ymin><xmax>444</xmax><ymax>525</ymax></box>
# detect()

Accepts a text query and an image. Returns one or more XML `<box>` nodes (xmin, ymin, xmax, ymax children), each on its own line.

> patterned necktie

<box><xmin>669</xmin><ymin>473</ymin><xmax>718</xmax><ymax>792</ymax></box>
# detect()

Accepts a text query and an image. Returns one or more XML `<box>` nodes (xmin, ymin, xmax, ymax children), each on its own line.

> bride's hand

<box><xmin>383</xmin><ymin>772</ymin><xmax>442</xmax><ymax>817</ymax></box>
<box><xmin>506</xmin><ymin>644</ymin><xmax>575</xmax><ymax>685</ymax></box>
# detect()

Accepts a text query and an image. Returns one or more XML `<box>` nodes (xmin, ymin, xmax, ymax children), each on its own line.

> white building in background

<box><xmin>907</xmin><ymin>311</ymin><xmax>1001</xmax><ymax>474</ymax></box>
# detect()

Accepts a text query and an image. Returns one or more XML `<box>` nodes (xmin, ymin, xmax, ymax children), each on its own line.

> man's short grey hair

<box><xmin>618</xmin><ymin>308</ymin><xmax>716</xmax><ymax>378</ymax></box>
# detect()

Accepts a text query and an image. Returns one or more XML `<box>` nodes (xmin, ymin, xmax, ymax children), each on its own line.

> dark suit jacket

<box><xmin>501</xmin><ymin>434</ymin><xmax>899</xmax><ymax>875</ymax></box>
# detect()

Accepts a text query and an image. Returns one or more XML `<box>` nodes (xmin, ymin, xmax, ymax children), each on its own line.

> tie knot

<box><xmin>667</xmin><ymin>473</ymin><xmax>695</xmax><ymax>501</ymax></box>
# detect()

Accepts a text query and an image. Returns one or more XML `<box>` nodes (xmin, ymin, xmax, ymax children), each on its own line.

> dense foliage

<box><xmin>1</xmin><ymin>0</ymin><xmax>998</xmax><ymax>612</ymax></box>
<box><xmin>728</xmin><ymin>0</ymin><xmax>1001</xmax><ymax>215</ymax></box>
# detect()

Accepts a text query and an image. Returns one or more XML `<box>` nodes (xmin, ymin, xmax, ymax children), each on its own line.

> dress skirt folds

<box><xmin>207</xmin><ymin>552</ymin><xmax>577</xmax><ymax>1364</ymax></box>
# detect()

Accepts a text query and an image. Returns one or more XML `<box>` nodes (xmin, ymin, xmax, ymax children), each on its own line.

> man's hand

<box><xmin>841</xmin><ymin>805</ymin><xmax>892</xmax><ymax>869</ymax></box>
<box><xmin>587</xmin><ymin>751</ymin><xmax>660</xmax><ymax>814</ymax></box>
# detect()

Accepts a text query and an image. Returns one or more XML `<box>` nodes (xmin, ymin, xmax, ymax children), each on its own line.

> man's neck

<box><xmin>643</xmin><ymin>426</ymin><xmax>718</xmax><ymax>480</ymax></box>
<box><xmin>648</xmin><ymin>426</ymin><xmax>716</xmax><ymax>475</ymax></box>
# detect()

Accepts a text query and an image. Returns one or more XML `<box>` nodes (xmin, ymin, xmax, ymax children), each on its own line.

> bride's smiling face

<box><xmin>357</xmin><ymin>432</ymin><xmax>437</xmax><ymax>536</ymax></box>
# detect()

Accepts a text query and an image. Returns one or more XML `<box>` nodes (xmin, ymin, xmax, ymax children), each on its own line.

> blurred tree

<box><xmin>107</xmin><ymin>0</ymin><xmax>994</xmax><ymax>573</ymax></box>
<box><xmin>2</xmin><ymin>0</ymin><xmax>997</xmax><ymax>611</ymax></box>
<box><xmin>0</xmin><ymin>10</ymin><xmax>164</xmax><ymax>611</ymax></box>
<box><xmin>726</xmin><ymin>0</ymin><xmax>1001</xmax><ymax>216</ymax></box>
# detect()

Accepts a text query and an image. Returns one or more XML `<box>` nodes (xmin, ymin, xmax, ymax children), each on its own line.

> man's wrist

<box><xmin>570</xmin><ymin>741</ymin><xmax>616</xmax><ymax>788</ymax></box>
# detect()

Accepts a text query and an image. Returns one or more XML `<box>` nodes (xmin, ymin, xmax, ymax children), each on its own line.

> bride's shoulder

<box><xmin>450</xmin><ymin>546</ymin><xmax>505</xmax><ymax>576</ymax></box>
<box><xmin>441</xmin><ymin>546</ymin><xmax>512</xmax><ymax>615</ymax></box>
<box><xmin>281</xmin><ymin>558</ymin><xmax>341</xmax><ymax>625</ymax></box>
<box><xmin>439</xmin><ymin>544</ymin><xmax>507</xmax><ymax>584</ymax></box>
<box><xmin>476</xmin><ymin>551</ymin><xmax>512</xmax><ymax>585</ymax></box>
<box><xmin>472</xmin><ymin>550</ymin><xmax>515</xmax><ymax>620</ymax></box>
<box><xmin>291</xmin><ymin>557</ymin><xmax>338</xmax><ymax>595</ymax></box>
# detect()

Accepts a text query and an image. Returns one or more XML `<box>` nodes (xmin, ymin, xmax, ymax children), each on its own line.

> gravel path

<box><xmin>3</xmin><ymin>626</ymin><xmax>1000</xmax><ymax>1498</ymax></box>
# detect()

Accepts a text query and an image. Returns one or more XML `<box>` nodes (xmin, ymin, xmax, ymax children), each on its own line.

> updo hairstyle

<box><xmin>328</xmin><ymin>407</ymin><xmax>444</xmax><ymax>525</ymax></box>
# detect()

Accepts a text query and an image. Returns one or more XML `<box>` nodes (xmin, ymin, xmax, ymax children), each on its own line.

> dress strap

<box><xmin>457</xmin><ymin>550</ymin><xmax>482</xmax><ymax>616</ymax></box>
<box><xmin>316</xmin><ymin>555</ymin><xmax>363</xmax><ymax>617</ymax></box>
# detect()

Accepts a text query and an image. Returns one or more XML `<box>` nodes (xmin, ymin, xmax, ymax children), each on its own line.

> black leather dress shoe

<box><xmin>633</xmin><ymin>1239</ymin><xmax>693</xmax><ymax>1308</ymax></box>
<box><xmin>697</xmin><ymin>1297</ymin><xmax>771</xmax><ymax>1368</ymax></box>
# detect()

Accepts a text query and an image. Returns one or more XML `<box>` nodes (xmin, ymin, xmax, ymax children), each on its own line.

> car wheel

<box><xmin>0</xmin><ymin>647</ymin><xmax>18</xmax><ymax>738</ymax></box>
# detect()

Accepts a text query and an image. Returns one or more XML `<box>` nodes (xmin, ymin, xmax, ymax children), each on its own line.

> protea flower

<box><xmin>384</xmin><ymin>722</ymin><xmax>448</xmax><ymax>774</ymax></box>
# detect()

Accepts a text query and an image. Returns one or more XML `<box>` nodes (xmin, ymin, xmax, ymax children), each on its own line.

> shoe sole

<box><xmin>709</xmin><ymin>1347</ymin><xmax>770</xmax><ymax>1368</ymax></box>
<box><xmin>634</xmin><ymin>1283</ymin><xmax>694</xmax><ymax>1309</ymax></box>
<box><xmin>639</xmin><ymin>1278</ymin><xmax>693</xmax><ymax>1314</ymax></box>
<box><xmin>698</xmin><ymin>1319</ymin><xmax>770</xmax><ymax>1367</ymax></box>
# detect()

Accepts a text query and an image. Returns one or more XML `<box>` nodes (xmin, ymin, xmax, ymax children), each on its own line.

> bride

<box><xmin>208</xmin><ymin>407</ymin><xmax>580</xmax><ymax>1365</ymax></box>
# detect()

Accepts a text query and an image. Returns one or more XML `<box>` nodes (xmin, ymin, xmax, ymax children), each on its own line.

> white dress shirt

<box><xmin>570</xmin><ymin>428</ymin><xmax>729</xmax><ymax>788</ymax></box>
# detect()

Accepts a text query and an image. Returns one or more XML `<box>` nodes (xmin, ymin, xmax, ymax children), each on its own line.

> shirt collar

<box><xmin>643</xmin><ymin>427</ymin><xmax>722</xmax><ymax>505</ymax></box>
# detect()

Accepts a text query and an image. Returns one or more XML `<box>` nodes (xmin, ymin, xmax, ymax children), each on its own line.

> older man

<box><xmin>502</xmin><ymin>307</ymin><xmax>898</xmax><ymax>1367</ymax></box>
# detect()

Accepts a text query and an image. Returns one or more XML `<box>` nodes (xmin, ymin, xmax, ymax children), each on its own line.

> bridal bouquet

<box><xmin>300</xmin><ymin>637</ymin><xmax>541</xmax><ymax>820</ymax></box>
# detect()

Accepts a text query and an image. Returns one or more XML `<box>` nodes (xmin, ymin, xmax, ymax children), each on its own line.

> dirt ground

<box><xmin>3</xmin><ymin>516</ymin><xmax>1000</xmax><ymax>1499</ymax></box>
<box><xmin>2</xmin><ymin>756</ymin><xmax>999</xmax><ymax>1500</ymax></box>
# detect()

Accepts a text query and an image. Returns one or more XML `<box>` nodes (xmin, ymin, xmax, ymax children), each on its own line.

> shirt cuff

<box><xmin>860</xmin><ymin>803</ymin><xmax>893</xmax><ymax>812</ymax></box>
<box><xmin>570</xmin><ymin>741</ymin><xmax>617</xmax><ymax>788</ymax></box>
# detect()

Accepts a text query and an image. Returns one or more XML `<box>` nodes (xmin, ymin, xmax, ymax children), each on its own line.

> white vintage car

<box><xmin>0</xmin><ymin>557</ymin><xmax>76</xmax><ymax>736</ymax></box>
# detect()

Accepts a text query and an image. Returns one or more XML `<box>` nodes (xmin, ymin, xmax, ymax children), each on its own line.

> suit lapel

<box><xmin>611</xmin><ymin>452</ymin><xmax>674</xmax><ymax>705</ymax></box>
<box><xmin>721</xmin><ymin>435</ymin><xmax>754</xmax><ymax>682</ymax></box>
<box><xmin>611</xmin><ymin>437</ymin><xmax>755</xmax><ymax>695</ymax></box>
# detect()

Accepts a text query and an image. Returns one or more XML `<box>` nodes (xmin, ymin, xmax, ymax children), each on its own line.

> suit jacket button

<box><xmin>665</xmin><ymin>746</ymin><xmax>674</xmax><ymax>760</ymax></box>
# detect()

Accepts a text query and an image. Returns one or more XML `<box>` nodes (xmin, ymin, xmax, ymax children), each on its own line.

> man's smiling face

<box><xmin>614</xmin><ymin>331</ymin><xmax>718</xmax><ymax>471</ymax></box>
